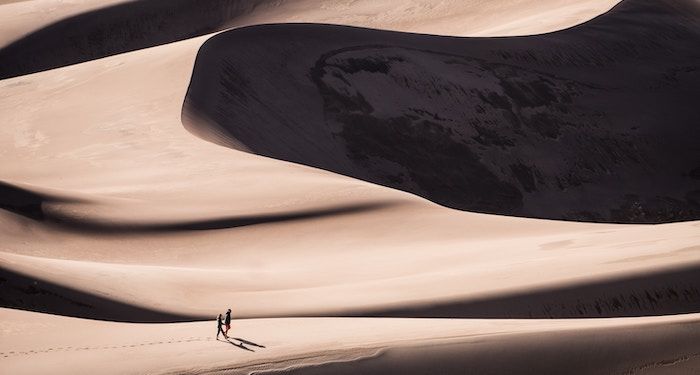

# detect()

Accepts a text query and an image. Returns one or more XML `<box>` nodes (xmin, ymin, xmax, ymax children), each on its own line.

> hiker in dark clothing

<box><xmin>216</xmin><ymin>314</ymin><xmax>225</xmax><ymax>340</ymax></box>
<box><xmin>224</xmin><ymin>309</ymin><xmax>232</xmax><ymax>337</ymax></box>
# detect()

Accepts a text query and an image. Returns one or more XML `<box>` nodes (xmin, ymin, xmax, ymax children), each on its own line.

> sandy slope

<box><xmin>1</xmin><ymin>0</ymin><xmax>699</xmax><ymax>374</ymax></box>
<box><xmin>0</xmin><ymin>0</ymin><xmax>129</xmax><ymax>46</ymax></box>
<box><xmin>2</xmin><ymin>221</ymin><xmax>699</xmax><ymax>320</ymax></box>
<box><xmin>183</xmin><ymin>0</ymin><xmax>700</xmax><ymax>222</ymax></box>
<box><xmin>0</xmin><ymin>0</ymin><xmax>619</xmax><ymax>78</ymax></box>
<box><xmin>2</xmin><ymin>308</ymin><xmax>700</xmax><ymax>375</ymax></box>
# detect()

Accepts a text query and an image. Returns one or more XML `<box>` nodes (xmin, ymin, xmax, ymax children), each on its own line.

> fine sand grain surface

<box><xmin>1</xmin><ymin>0</ymin><xmax>699</xmax><ymax>374</ymax></box>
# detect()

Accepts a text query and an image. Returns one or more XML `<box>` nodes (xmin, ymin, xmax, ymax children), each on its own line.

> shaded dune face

<box><xmin>359</xmin><ymin>264</ymin><xmax>700</xmax><ymax>319</ymax></box>
<box><xmin>0</xmin><ymin>181</ymin><xmax>397</xmax><ymax>235</ymax></box>
<box><xmin>183</xmin><ymin>0</ymin><xmax>700</xmax><ymax>223</ymax></box>
<box><xmin>2</xmin><ymin>261</ymin><xmax>698</xmax><ymax>322</ymax></box>
<box><xmin>0</xmin><ymin>267</ymin><xmax>199</xmax><ymax>323</ymax></box>
<box><xmin>0</xmin><ymin>0</ymin><xmax>278</xmax><ymax>79</ymax></box>
<box><xmin>263</xmin><ymin>323</ymin><xmax>700</xmax><ymax>375</ymax></box>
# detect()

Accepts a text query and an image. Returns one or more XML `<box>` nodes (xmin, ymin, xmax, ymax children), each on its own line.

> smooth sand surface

<box><xmin>2</xmin><ymin>221</ymin><xmax>699</xmax><ymax>320</ymax></box>
<box><xmin>2</xmin><ymin>308</ymin><xmax>700</xmax><ymax>375</ymax></box>
<box><xmin>183</xmin><ymin>0</ymin><xmax>700</xmax><ymax>222</ymax></box>
<box><xmin>0</xmin><ymin>0</ymin><xmax>129</xmax><ymax>46</ymax></box>
<box><xmin>1</xmin><ymin>0</ymin><xmax>699</xmax><ymax>374</ymax></box>
<box><xmin>0</xmin><ymin>0</ymin><xmax>620</xmax><ymax>77</ymax></box>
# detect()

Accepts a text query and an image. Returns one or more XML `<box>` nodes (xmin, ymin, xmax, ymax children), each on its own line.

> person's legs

<box><xmin>224</xmin><ymin>324</ymin><xmax>230</xmax><ymax>337</ymax></box>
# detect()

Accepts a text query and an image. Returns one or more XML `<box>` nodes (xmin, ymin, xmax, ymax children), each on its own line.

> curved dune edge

<box><xmin>0</xmin><ymin>266</ymin><xmax>204</xmax><ymax>323</ymax></box>
<box><xmin>0</xmin><ymin>1</ymin><xmax>699</xmax><ymax>374</ymax></box>
<box><xmin>2</xmin><ymin>229</ymin><xmax>699</xmax><ymax>322</ymax></box>
<box><xmin>0</xmin><ymin>0</ymin><xmax>621</xmax><ymax>79</ymax></box>
<box><xmin>3</xmin><ymin>261</ymin><xmax>699</xmax><ymax>321</ymax></box>
<box><xmin>183</xmin><ymin>0</ymin><xmax>700</xmax><ymax>223</ymax></box>
<box><xmin>254</xmin><ymin>322</ymin><xmax>700</xmax><ymax>375</ymax></box>
<box><xmin>1</xmin><ymin>308</ymin><xmax>699</xmax><ymax>375</ymax></box>
<box><xmin>0</xmin><ymin>179</ymin><xmax>400</xmax><ymax>235</ymax></box>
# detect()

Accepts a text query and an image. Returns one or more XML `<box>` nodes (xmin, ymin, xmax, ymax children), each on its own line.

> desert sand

<box><xmin>1</xmin><ymin>0</ymin><xmax>699</xmax><ymax>374</ymax></box>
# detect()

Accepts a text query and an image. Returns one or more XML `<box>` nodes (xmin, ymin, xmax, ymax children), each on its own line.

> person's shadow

<box><xmin>231</xmin><ymin>337</ymin><xmax>266</xmax><ymax>348</ymax></box>
<box><xmin>220</xmin><ymin>337</ymin><xmax>254</xmax><ymax>352</ymax></box>
<box><xmin>218</xmin><ymin>337</ymin><xmax>265</xmax><ymax>352</ymax></box>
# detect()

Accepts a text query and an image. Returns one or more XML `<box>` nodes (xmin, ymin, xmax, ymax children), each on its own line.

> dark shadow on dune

<box><xmin>46</xmin><ymin>202</ymin><xmax>395</xmax><ymax>235</ymax></box>
<box><xmin>343</xmin><ymin>264</ymin><xmax>700</xmax><ymax>319</ymax></box>
<box><xmin>259</xmin><ymin>324</ymin><xmax>700</xmax><ymax>375</ymax></box>
<box><xmin>1</xmin><ymin>261</ymin><xmax>698</xmax><ymax>322</ymax></box>
<box><xmin>0</xmin><ymin>266</ymin><xmax>205</xmax><ymax>323</ymax></box>
<box><xmin>0</xmin><ymin>180</ymin><xmax>398</xmax><ymax>235</ymax></box>
<box><xmin>224</xmin><ymin>338</ymin><xmax>254</xmax><ymax>352</ymax></box>
<box><xmin>183</xmin><ymin>0</ymin><xmax>700</xmax><ymax>223</ymax></box>
<box><xmin>0</xmin><ymin>0</ymin><xmax>278</xmax><ymax>79</ymax></box>
<box><xmin>232</xmin><ymin>337</ymin><xmax>266</xmax><ymax>348</ymax></box>
<box><xmin>0</xmin><ymin>181</ymin><xmax>84</xmax><ymax>221</ymax></box>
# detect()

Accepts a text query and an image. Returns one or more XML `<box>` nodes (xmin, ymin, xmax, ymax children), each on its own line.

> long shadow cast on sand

<box><xmin>222</xmin><ymin>338</ymin><xmax>255</xmax><ymax>352</ymax></box>
<box><xmin>0</xmin><ymin>180</ymin><xmax>399</xmax><ymax>235</ymax></box>
<box><xmin>232</xmin><ymin>337</ymin><xmax>266</xmax><ymax>348</ymax></box>
<box><xmin>2</xmin><ymin>262</ymin><xmax>698</xmax><ymax>322</ymax></box>
<box><xmin>0</xmin><ymin>0</ymin><xmax>282</xmax><ymax>79</ymax></box>
<box><xmin>0</xmin><ymin>266</ymin><xmax>204</xmax><ymax>323</ymax></box>
<box><xmin>2</xmin><ymin>0</ymin><xmax>699</xmax><ymax>325</ymax></box>
<box><xmin>183</xmin><ymin>0</ymin><xmax>700</xmax><ymax>224</ymax></box>
<box><xmin>347</xmin><ymin>264</ymin><xmax>700</xmax><ymax>319</ymax></box>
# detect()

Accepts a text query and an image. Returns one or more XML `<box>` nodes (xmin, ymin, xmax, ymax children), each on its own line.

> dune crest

<box><xmin>184</xmin><ymin>0</ymin><xmax>700</xmax><ymax>223</ymax></box>
<box><xmin>0</xmin><ymin>0</ymin><xmax>620</xmax><ymax>79</ymax></box>
<box><xmin>1</xmin><ymin>0</ymin><xmax>699</xmax><ymax>374</ymax></box>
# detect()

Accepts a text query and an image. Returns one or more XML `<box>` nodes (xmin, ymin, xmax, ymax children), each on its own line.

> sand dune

<box><xmin>0</xmin><ymin>0</ymin><xmax>619</xmax><ymax>78</ymax></box>
<box><xmin>0</xmin><ymin>0</ymin><xmax>129</xmax><ymax>46</ymax></box>
<box><xmin>0</xmin><ymin>0</ymin><xmax>274</xmax><ymax>78</ymax></box>
<box><xmin>183</xmin><ymin>0</ymin><xmax>700</xmax><ymax>222</ymax></box>
<box><xmin>1</xmin><ymin>0</ymin><xmax>699</xmax><ymax>374</ymax></box>
<box><xmin>2</xmin><ymin>308</ymin><xmax>700</xmax><ymax>375</ymax></box>
<box><xmin>3</xmin><ymin>252</ymin><xmax>700</xmax><ymax>321</ymax></box>
<box><xmin>2</xmin><ymin>217</ymin><xmax>699</xmax><ymax>321</ymax></box>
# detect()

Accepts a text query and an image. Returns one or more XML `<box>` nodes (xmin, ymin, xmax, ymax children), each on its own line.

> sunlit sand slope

<box><xmin>1</xmin><ymin>1</ymin><xmax>699</xmax><ymax>374</ymax></box>
<box><xmin>3</xmin><ymin>0</ymin><xmax>675</xmax><ymax>322</ymax></box>
<box><xmin>2</xmin><ymin>309</ymin><xmax>700</xmax><ymax>375</ymax></box>
<box><xmin>1</xmin><ymin>217</ymin><xmax>699</xmax><ymax>321</ymax></box>
<box><xmin>0</xmin><ymin>0</ymin><xmax>619</xmax><ymax>78</ymax></box>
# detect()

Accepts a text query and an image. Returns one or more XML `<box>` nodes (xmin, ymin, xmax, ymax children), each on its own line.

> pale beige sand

<box><xmin>1</xmin><ymin>0</ymin><xmax>699</xmax><ymax>374</ymax></box>
<box><xmin>0</xmin><ymin>0</ymin><xmax>636</xmax><ymax>264</ymax></box>
<box><xmin>0</xmin><ymin>0</ymin><xmax>620</xmax><ymax>79</ymax></box>
<box><xmin>0</xmin><ymin>0</ymin><xmax>619</xmax><ymax>49</ymax></box>
<box><xmin>2</xmin><ymin>308</ymin><xmax>700</xmax><ymax>375</ymax></box>
<box><xmin>2</xmin><ymin>221</ymin><xmax>699</xmax><ymax>320</ymax></box>
<box><xmin>0</xmin><ymin>0</ymin><xmax>129</xmax><ymax>46</ymax></box>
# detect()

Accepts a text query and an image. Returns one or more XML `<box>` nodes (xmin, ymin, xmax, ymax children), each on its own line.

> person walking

<box><xmin>216</xmin><ymin>314</ymin><xmax>225</xmax><ymax>340</ymax></box>
<box><xmin>224</xmin><ymin>308</ymin><xmax>232</xmax><ymax>338</ymax></box>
